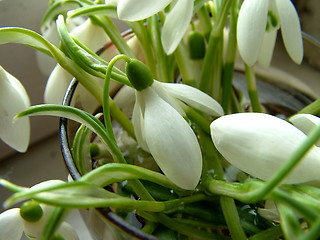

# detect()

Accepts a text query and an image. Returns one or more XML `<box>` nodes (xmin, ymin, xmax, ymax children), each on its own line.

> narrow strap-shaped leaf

<box><xmin>80</xmin><ymin>163</ymin><xmax>181</xmax><ymax>190</ymax></box>
<box><xmin>0</xmin><ymin>27</ymin><xmax>55</xmax><ymax>57</ymax></box>
<box><xmin>67</xmin><ymin>4</ymin><xmax>118</xmax><ymax>19</ymax></box>
<box><xmin>40</xmin><ymin>0</ymin><xmax>88</xmax><ymax>30</ymax></box>
<box><xmin>16</xmin><ymin>104</ymin><xmax>126</xmax><ymax>164</ymax></box>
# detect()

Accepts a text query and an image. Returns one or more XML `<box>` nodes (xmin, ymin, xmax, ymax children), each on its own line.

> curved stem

<box><xmin>244</xmin><ymin>64</ymin><xmax>262</xmax><ymax>112</ymax></box>
<box><xmin>103</xmin><ymin>54</ymin><xmax>132</xmax><ymax>142</ymax></box>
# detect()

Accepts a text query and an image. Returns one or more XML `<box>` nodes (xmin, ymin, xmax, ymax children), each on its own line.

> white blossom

<box><xmin>0</xmin><ymin>181</ymin><xmax>78</xmax><ymax>240</ymax></box>
<box><xmin>117</xmin><ymin>0</ymin><xmax>194</xmax><ymax>54</ymax></box>
<box><xmin>0</xmin><ymin>66</ymin><xmax>30</xmax><ymax>152</ymax></box>
<box><xmin>237</xmin><ymin>0</ymin><xmax>303</xmax><ymax>68</ymax></box>
<box><xmin>133</xmin><ymin>80</ymin><xmax>223</xmax><ymax>190</ymax></box>
<box><xmin>210</xmin><ymin>113</ymin><xmax>320</xmax><ymax>184</ymax></box>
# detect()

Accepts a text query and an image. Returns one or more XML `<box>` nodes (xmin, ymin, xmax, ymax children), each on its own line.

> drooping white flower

<box><xmin>133</xmin><ymin>80</ymin><xmax>223</xmax><ymax>190</ymax></box>
<box><xmin>0</xmin><ymin>180</ymin><xmax>78</xmax><ymax>240</ymax></box>
<box><xmin>237</xmin><ymin>0</ymin><xmax>303</xmax><ymax>68</ymax></box>
<box><xmin>0</xmin><ymin>66</ymin><xmax>30</xmax><ymax>152</ymax></box>
<box><xmin>210</xmin><ymin>113</ymin><xmax>320</xmax><ymax>184</ymax></box>
<box><xmin>117</xmin><ymin>0</ymin><xmax>194</xmax><ymax>54</ymax></box>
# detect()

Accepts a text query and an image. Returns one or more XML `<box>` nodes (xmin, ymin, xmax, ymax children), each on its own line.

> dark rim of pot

<box><xmin>59</xmin><ymin>78</ymin><xmax>159</xmax><ymax>240</ymax></box>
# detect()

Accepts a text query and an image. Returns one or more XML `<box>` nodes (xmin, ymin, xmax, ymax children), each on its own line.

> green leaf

<box><xmin>72</xmin><ymin>124</ymin><xmax>93</xmax><ymax>175</ymax></box>
<box><xmin>4</xmin><ymin>180</ymin><xmax>182</xmax><ymax>212</ymax></box>
<box><xmin>0</xmin><ymin>27</ymin><xmax>55</xmax><ymax>57</ymax></box>
<box><xmin>81</xmin><ymin>163</ymin><xmax>181</xmax><ymax>191</ymax></box>
<box><xmin>15</xmin><ymin>104</ymin><xmax>126</xmax><ymax>163</ymax></box>
<box><xmin>41</xmin><ymin>0</ymin><xmax>88</xmax><ymax>30</ymax></box>
<box><xmin>67</xmin><ymin>4</ymin><xmax>118</xmax><ymax>19</ymax></box>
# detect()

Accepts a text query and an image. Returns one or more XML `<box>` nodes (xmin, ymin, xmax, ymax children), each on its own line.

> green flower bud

<box><xmin>187</xmin><ymin>31</ymin><xmax>206</xmax><ymax>60</ymax></box>
<box><xmin>126</xmin><ymin>59</ymin><xmax>153</xmax><ymax>91</ymax></box>
<box><xmin>20</xmin><ymin>201</ymin><xmax>43</xmax><ymax>222</ymax></box>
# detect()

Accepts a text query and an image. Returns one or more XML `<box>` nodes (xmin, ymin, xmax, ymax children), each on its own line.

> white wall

<box><xmin>0</xmin><ymin>0</ymin><xmax>58</xmax><ymax>160</ymax></box>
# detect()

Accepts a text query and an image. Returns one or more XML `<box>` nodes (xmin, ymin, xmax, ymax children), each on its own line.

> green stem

<box><xmin>197</xmin><ymin>4</ymin><xmax>212</xmax><ymax>39</ymax></box>
<box><xmin>295</xmin><ymin>98</ymin><xmax>320</xmax><ymax>116</ymax></box>
<box><xmin>179</xmin><ymin>102</ymin><xmax>211</xmax><ymax>134</ymax></box>
<box><xmin>148</xmin><ymin>15</ymin><xmax>172</xmax><ymax>83</ymax></box>
<box><xmin>41</xmin><ymin>207</ymin><xmax>66</xmax><ymax>240</ymax></box>
<box><xmin>174</xmin><ymin>41</ymin><xmax>196</xmax><ymax>86</ymax></box>
<box><xmin>277</xmin><ymin>203</ymin><xmax>303</xmax><ymax>240</ymax></box>
<box><xmin>199</xmin><ymin>0</ymin><xmax>233</xmax><ymax>94</ymax></box>
<box><xmin>128</xmin><ymin>21</ymin><xmax>157</xmax><ymax>78</ymax></box>
<box><xmin>221</xmin><ymin>0</ymin><xmax>238</xmax><ymax>113</ymax></box>
<box><xmin>220</xmin><ymin>196</ymin><xmax>247</xmax><ymax>240</ymax></box>
<box><xmin>210</xmin><ymin>37</ymin><xmax>223</xmax><ymax>100</ymax></box>
<box><xmin>103</xmin><ymin>54</ymin><xmax>132</xmax><ymax>142</ymax></box>
<box><xmin>206</xmin><ymin>179</ymin><xmax>319</xmax><ymax>221</ymax></box>
<box><xmin>199</xmin><ymin>129</ymin><xmax>246</xmax><ymax>239</ymax></box>
<box><xmin>244</xmin><ymin>64</ymin><xmax>262</xmax><ymax>112</ymax></box>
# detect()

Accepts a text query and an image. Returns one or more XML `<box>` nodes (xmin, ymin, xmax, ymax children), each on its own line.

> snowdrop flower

<box><xmin>210</xmin><ymin>113</ymin><xmax>320</xmax><ymax>184</ymax></box>
<box><xmin>117</xmin><ymin>0</ymin><xmax>194</xmax><ymax>54</ymax></box>
<box><xmin>0</xmin><ymin>66</ymin><xmax>30</xmax><ymax>152</ymax></box>
<box><xmin>237</xmin><ymin>0</ymin><xmax>303</xmax><ymax>68</ymax></box>
<box><xmin>44</xmin><ymin>18</ymin><xmax>110</xmax><ymax>104</ymax></box>
<box><xmin>0</xmin><ymin>181</ymin><xmax>78</xmax><ymax>240</ymax></box>
<box><xmin>127</xmin><ymin>59</ymin><xmax>223</xmax><ymax>189</ymax></box>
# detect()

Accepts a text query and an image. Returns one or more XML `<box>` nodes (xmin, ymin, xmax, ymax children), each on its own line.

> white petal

<box><xmin>0</xmin><ymin>66</ymin><xmax>30</xmax><ymax>152</ymax></box>
<box><xmin>57</xmin><ymin>222</ymin><xmax>79</xmax><ymax>240</ymax></box>
<box><xmin>160</xmin><ymin>82</ymin><xmax>224</xmax><ymax>116</ymax></box>
<box><xmin>258</xmin><ymin>29</ymin><xmax>277</xmax><ymax>68</ymax></box>
<box><xmin>132</xmin><ymin>92</ymin><xmax>149</xmax><ymax>151</ymax></box>
<box><xmin>117</xmin><ymin>0</ymin><xmax>171</xmax><ymax>21</ymax></box>
<box><xmin>237</xmin><ymin>0</ymin><xmax>269</xmax><ymax>66</ymax></box>
<box><xmin>210</xmin><ymin>113</ymin><xmax>320</xmax><ymax>183</ymax></box>
<box><xmin>113</xmin><ymin>85</ymin><xmax>136</xmax><ymax>117</ymax></box>
<box><xmin>44</xmin><ymin>64</ymin><xmax>73</xmax><ymax>104</ymax></box>
<box><xmin>142</xmin><ymin>88</ymin><xmax>202</xmax><ymax>189</ymax></box>
<box><xmin>151</xmin><ymin>81</ymin><xmax>185</xmax><ymax>116</ymax></box>
<box><xmin>71</xmin><ymin>18</ymin><xmax>110</xmax><ymax>53</ymax></box>
<box><xmin>276</xmin><ymin>0</ymin><xmax>303</xmax><ymax>64</ymax></box>
<box><xmin>0</xmin><ymin>208</ymin><xmax>23</xmax><ymax>240</ymax></box>
<box><xmin>161</xmin><ymin>0</ymin><xmax>194</xmax><ymax>54</ymax></box>
<box><xmin>290</xmin><ymin>114</ymin><xmax>320</xmax><ymax>147</ymax></box>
